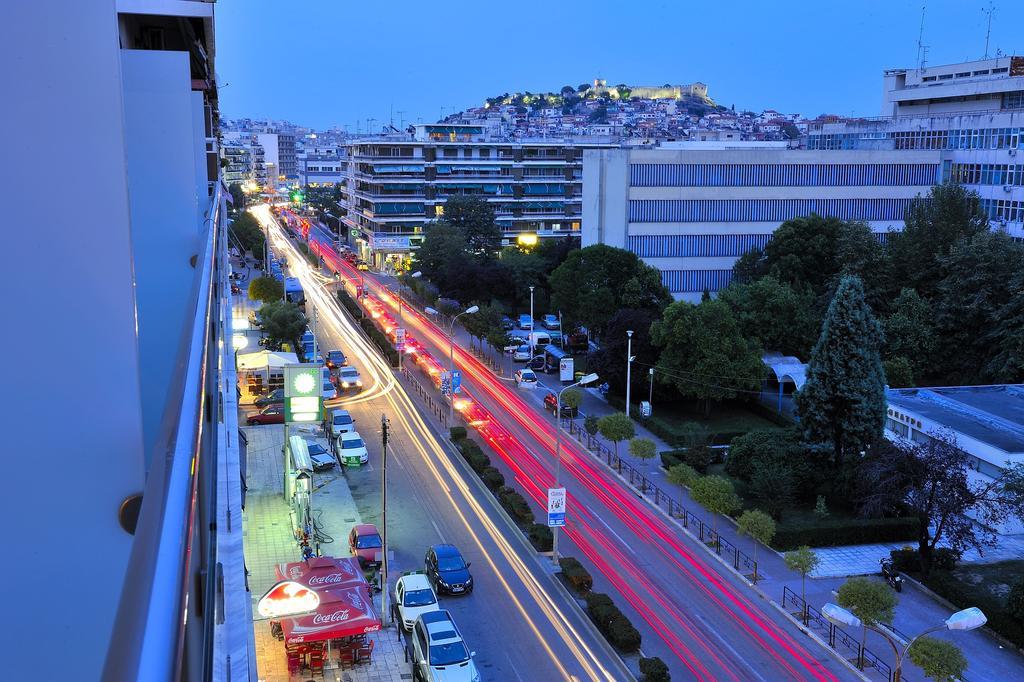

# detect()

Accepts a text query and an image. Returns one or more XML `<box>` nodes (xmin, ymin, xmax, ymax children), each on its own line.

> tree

<box><xmin>1008</xmin><ymin>577</ymin><xmax>1024</xmax><ymax>623</ymax></box>
<box><xmin>585</xmin><ymin>308</ymin><xmax>659</xmax><ymax>397</ymax></box>
<box><xmin>549</xmin><ymin>244</ymin><xmax>671</xmax><ymax>337</ymax></box>
<box><xmin>933</xmin><ymin>231</ymin><xmax>1024</xmax><ymax>383</ymax></box>
<box><xmin>561</xmin><ymin>388</ymin><xmax>583</xmax><ymax>415</ymax></box>
<box><xmin>248</xmin><ymin>275</ymin><xmax>283</xmax><ymax>303</ymax></box>
<box><xmin>560</xmin><ymin>85</ymin><xmax>576</xmax><ymax>96</ymax></box>
<box><xmin>257</xmin><ymin>301</ymin><xmax>306</xmax><ymax>352</ymax></box>
<box><xmin>629</xmin><ymin>437</ymin><xmax>657</xmax><ymax>464</ymax></box>
<box><xmin>795</xmin><ymin>275</ymin><xmax>886</xmax><ymax>469</ymax></box>
<box><xmin>441</xmin><ymin>196</ymin><xmax>502</xmax><ymax>259</ymax></box>
<box><xmin>597</xmin><ymin>413</ymin><xmax>635</xmax><ymax>459</ymax></box>
<box><xmin>667</xmin><ymin>463</ymin><xmax>699</xmax><ymax>489</ymax></box>
<box><xmin>461</xmin><ymin>303</ymin><xmax>502</xmax><ymax>350</ymax></box>
<box><xmin>907</xmin><ymin>637</ymin><xmax>968</xmax><ymax>682</ymax></box>
<box><xmin>725</xmin><ymin>428</ymin><xmax>803</xmax><ymax>481</ymax></box>
<box><xmin>836</xmin><ymin>577</ymin><xmax>898</xmax><ymax>669</ymax></box>
<box><xmin>736</xmin><ymin>510</ymin><xmax>776</xmax><ymax>580</ymax></box>
<box><xmin>690</xmin><ymin>476</ymin><xmax>741</xmax><ymax>533</ymax></box>
<box><xmin>762</xmin><ymin>213</ymin><xmax>846</xmax><ymax>294</ymax></box>
<box><xmin>583</xmin><ymin>415</ymin><xmax>600</xmax><ymax>447</ymax></box>
<box><xmin>888</xmin><ymin>183</ymin><xmax>989</xmax><ymax>300</ymax></box>
<box><xmin>651</xmin><ymin>299</ymin><xmax>765</xmax><ymax>415</ymax></box>
<box><xmin>784</xmin><ymin>546</ymin><xmax>821</xmax><ymax>617</ymax></box>
<box><xmin>413</xmin><ymin>222</ymin><xmax>471</xmax><ymax>296</ymax></box>
<box><xmin>230</xmin><ymin>211</ymin><xmax>265</xmax><ymax>260</ymax></box>
<box><xmin>860</xmin><ymin>430</ymin><xmax>1024</xmax><ymax>576</ymax></box>
<box><xmin>718</xmin><ymin>276</ymin><xmax>819</xmax><ymax>358</ymax></box>
<box><xmin>227</xmin><ymin>181</ymin><xmax>246</xmax><ymax>214</ymax></box>
<box><xmin>883</xmin><ymin>288</ymin><xmax>936</xmax><ymax>379</ymax></box>
<box><xmin>984</xmin><ymin>267</ymin><xmax>1024</xmax><ymax>383</ymax></box>
<box><xmin>732</xmin><ymin>247</ymin><xmax>767</xmax><ymax>284</ymax></box>
<box><xmin>747</xmin><ymin>460</ymin><xmax>795</xmax><ymax>520</ymax></box>
<box><xmin>883</xmin><ymin>357</ymin><xmax>915</xmax><ymax>387</ymax></box>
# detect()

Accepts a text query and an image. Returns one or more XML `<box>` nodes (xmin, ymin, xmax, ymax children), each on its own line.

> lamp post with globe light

<box><xmin>551</xmin><ymin>372</ymin><xmax>599</xmax><ymax>565</ymax></box>
<box><xmin>425</xmin><ymin>305</ymin><xmax>479</xmax><ymax>424</ymax></box>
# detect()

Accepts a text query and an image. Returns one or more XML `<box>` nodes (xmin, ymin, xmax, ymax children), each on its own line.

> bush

<box><xmin>771</xmin><ymin>516</ymin><xmax>918</xmax><ymax>550</ymax></box>
<box><xmin>479</xmin><ymin>466</ymin><xmax>505</xmax><ymax>491</ymax></box>
<box><xmin>583</xmin><ymin>593</ymin><xmax>642</xmax><ymax>652</ymax></box>
<box><xmin>558</xmin><ymin>557</ymin><xmax>593</xmax><ymax>594</ymax></box>
<box><xmin>449</xmin><ymin>426</ymin><xmax>467</xmax><ymax>442</ymax></box>
<box><xmin>924</xmin><ymin>571</ymin><xmax>1024</xmax><ymax>648</ymax></box>
<box><xmin>337</xmin><ymin>290</ymin><xmax>363</xmax><ymax>318</ymax></box>
<box><xmin>528</xmin><ymin>523</ymin><xmax>553</xmax><ymax>552</ymax></box>
<box><xmin>660</xmin><ymin>446</ymin><xmax>719</xmax><ymax>473</ymax></box>
<box><xmin>358</xmin><ymin>317</ymin><xmax>400</xmax><ymax>366</ymax></box>
<box><xmin>585</xmin><ymin>592</ymin><xmax>616</xmax><ymax>622</ymax></box>
<box><xmin>497</xmin><ymin>486</ymin><xmax>535</xmax><ymax>526</ymax></box>
<box><xmin>660</xmin><ymin>451</ymin><xmax>683</xmax><ymax>469</ymax></box>
<box><xmin>639</xmin><ymin>656</ymin><xmax>671</xmax><ymax>682</ymax></box>
<box><xmin>890</xmin><ymin>547</ymin><xmax>960</xmax><ymax>574</ymax></box>
<box><xmin>458</xmin><ymin>439</ymin><xmax>491</xmax><ymax>474</ymax></box>
<box><xmin>1008</xmin><ymin>578</ymin><xmax>1024</xmax><ymax>624</ymax></box>
<box><xmin>725</xmin><ymin>428</ymin><xmax>802</xmax><ymax>481</ymax></box>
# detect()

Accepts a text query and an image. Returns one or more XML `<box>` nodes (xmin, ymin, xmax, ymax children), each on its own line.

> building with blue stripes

<box><xmin>583</xmin><ymin>146</ymin><xmax>941</xmax><ymax>301</ymax></box>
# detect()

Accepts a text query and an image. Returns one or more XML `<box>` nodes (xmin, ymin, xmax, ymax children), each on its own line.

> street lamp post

<box><xmin>425</xmin><ymin>305</ymin><xmax>479</xmax><ymax>425</ymax></box>
<box><xmin>648</xmin><ymin>367</ymin><xmax>654</xmax><ymax>409</ymax></box>
<box><xmin>529</xmin><ymin>285</ymin><xmax>536</xmax><ymax>359</ymax></box>
<box><xmin>823</xmin><ymin>603</ymin><xmax>986</xmax><ymax>681</ymax></box>
<box><xmin>625</xmin><ymin>330</ymin><xmax>634</xmax><ymax>417</ymax></box>
<box><xmin>396</xmin><ymin>271</ymin><xmax>421</xmax><ymax>368</ymax></box>
<box><xmin>552</xmin><ymin>372</ymin><xmax>599</xmax><ymax>566</ymax></box>
<box><xmin>380</xmin><ymin>414</ymin><xmax>391</xmax><ymax>626</ymax></box>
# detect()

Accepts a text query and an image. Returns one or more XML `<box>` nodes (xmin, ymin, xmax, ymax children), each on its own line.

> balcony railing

<box><xmin>102</xmin><ymin>182</ymin><xmax>236</xmax><ymax>681</ymax></box>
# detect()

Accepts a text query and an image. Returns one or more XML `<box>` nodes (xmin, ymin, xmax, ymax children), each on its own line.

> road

<box><xmin>302</xmin><ymin>218</ymin><xmax>857</xmax><ymax>682</ymax></box>
<box><xmin>255</xmin><ymin>206</ymin><xmax>630</xmax><ymax>681</ymax></box>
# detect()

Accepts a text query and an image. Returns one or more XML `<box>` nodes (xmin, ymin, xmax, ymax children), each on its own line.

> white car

<box><xmin>542</xmin><ymin>314</ymin><xmax>559</xmax><ymax>330</ymax></box>
<box><xmin>335</xmin><ymin>431</ymin><xmax>368</xmax><ymax>464</ymax></box>
<box><xmin>411</xmin><ymin>610</ymin><xmax>480</xmax><ymax>682</ymax></box>
<box><xmin>322</xmin><ymin>380</ymin><xmax>337</xmax><ymax>401</ymax></box>
<box><xmin>337</xmin><ymin>366</ymin><xmax>363</xmax><ymax>391</ymax></box>
<box><xmin>324</xmin><ymin>409</ymin><xmax>356</xmax><ymax>439</ymax></box>
<box><xmin>512</xmin><ymin>344</ymin><xmax>532</xmax><ymax>362</ymax></box>
<box><xmin>514</xmin><ymin>369</ymin><xmax>538</xmax><ymax>388</ymax></box>
<box><xmin>395</xmin><ymin>573</ymin><xmax>440</xmax><ymax>631</ymax></box>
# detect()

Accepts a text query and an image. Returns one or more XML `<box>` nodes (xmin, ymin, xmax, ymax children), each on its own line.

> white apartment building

<box><xmin>583</xmin><ymin>145</ymin><xmax>940</xmax><ymax>300</ymax></box>
<box><xmin>807</xmin><ymin>56</ymin><xmax>1024</xmax><ymax>238</ymax></box>
<box><xmin>256</xmin><ymin>131</ymin><xmax>298</xmax><ymax>180</ymax></box>
<box><xmin>885</xmin><ymin>385</ymin><xmax>1024</xmax><ymax>535</ymax></box>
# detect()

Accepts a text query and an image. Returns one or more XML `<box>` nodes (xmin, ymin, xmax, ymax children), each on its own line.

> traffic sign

<box><xmin>451</xmin><ymin>370</ymin><xmax>462</xmax><ymax>394</ymax></box>
<box><xmin>395</xmin><ymin>327</ymin><xmax>406</xmax><ymax>352</ymax></box>
<box><xmin>440</xmin><ymin>371</ymin><xmax>451</xmax><ymax>396</ymax></box>
<box><xmin>547</xmin><ymin>487</ymin><xmax>566</xmax><ymax>527</ymax></box>
<box><xmin>284</xmin><ymin>364</ymin><xmax>323</xmax><ymax>423</ymax></box>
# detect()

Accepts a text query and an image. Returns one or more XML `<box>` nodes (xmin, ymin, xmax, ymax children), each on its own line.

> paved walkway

<box><xmin>242</xmin><ymin>420</ymin><xmax>410</xmax><ymax>682</ymax></box>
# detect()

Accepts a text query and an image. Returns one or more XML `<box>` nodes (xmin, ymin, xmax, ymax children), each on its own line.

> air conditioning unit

<box><xmin>1005</xmin><ymin>185</ymin><xmax>1014</xmax><ymax>193</ymax></box>
<box><xmin>1009</xmin><ymin>148</ymin><xmax>1018</xmax><ymax>156</ymax></box>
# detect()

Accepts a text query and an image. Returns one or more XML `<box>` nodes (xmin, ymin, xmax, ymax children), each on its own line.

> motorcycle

<box><xmin>880</xmin><ymin>558</ymin><xmax>903</xmax><ymax>592</ymax></box>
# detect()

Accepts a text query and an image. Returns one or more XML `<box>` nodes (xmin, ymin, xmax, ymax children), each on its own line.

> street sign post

<box><xmin>284</xmin><ymin>364</ymin><xmax>323</xmax><ymax>424</ymax></box>
<box><xmin>547</xmin><ymin>487</ymin><xmax>566</xmax><ymax>527</ymax></box>
<box><xmin>440</xmin><ymin>371</ymin><xmax>451</xmax><ymax>396</ymax></box>
<box><xmin>451</xmin><ymin>370</ymin><xmax>462</xmax><ymax>395</ymax></box>
<box><xmin>559</xmin><ymin>357</ymin><xmax>574</xmax><ymax>383</ymax></box>
<box><xmin>395</xmin><ymin>327</ymin><xmax>406</xmax><ymax>352</ymax></box>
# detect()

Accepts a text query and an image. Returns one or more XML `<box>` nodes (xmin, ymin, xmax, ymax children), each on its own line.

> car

<box><xmin>348</xmin><ymin>524</ymin><xmax>382</xmax><ymax>568</ymax></box>
<box><xmin>526</xmin><ymin>355</ymin><xmax>545</xmax><ymax>371</ymax></box>
<box><xmin>335</xmin><ymin>431</ymin><xmax>369</xmax><ymax>464</ymax></box>
<box><xmin>247</xmin><ymin>404</ymin><xmax>284</xmax><ymax>425</ymax></box>
<box><xmin>325</xmin><ymin>349</ymin><xmax>348</xmax><ymax>368</ymax></box>
<box><xmin>542</xmin><ymin>314</ymin><xmax>560</xmax><ymax>330</ymax></box>
<box><xmin>410</xmin><ymin>610</ymin><xmax>480</xmax><ymax>682</ymax></box>
<box><xmin>306</xmin><ymin>441</ymin><xmax>336</xmax><ymax>470</ymax></box>
<box><xmin>500</xmin><ymin>315</ymin><xmax>515</xmax><ymax>331</ymax></box>
<box><xmin>544</xmin><ymin>391</ymin><xmax>578</xmax><ymax>418</ymax></box>
<box><xmin>395</xmin><ymin>573</ymin><xmax>440</xmax><ymax>631</ymax></box>
<box><xmin>514</xmin><ymin>369</ymin><xmax>538</xmax><ymax>388</ymax></box>
<box><xmin>254</xmin><ymin>388</ymin><xmax>285</xmax><ymax>407</ymax></box>
<box><xmin>517</xmin><ymin>314</ymin><xmax>533</xmax><ymax>330</ymax></box>
<box><xmin>337</xmin><ymin>366</ymin><xmax>363</xmax><ymax>391</ymax></box>
<box><xmin>356</xmin><ymin>260</ymin><xmax>369</xmax><ymax>271</ymax></box>
<box><xmin>512</xmin><ymin>344</ymin><xmax>532</xmax><ymax>362</ymax></box>
<box><xmin>324</xmin><ymin>408</ymin><xmax>356</xmax><ymax>439</ymax></box>
<box><xmin>424</xmin><ymin>544</ymin><xmax>473</xmax><ymax>595</ymax></box>
<box><xmin>322</xmin><ymin>380</ymin><xmax>337</xmax><ymax>401</ymax></box>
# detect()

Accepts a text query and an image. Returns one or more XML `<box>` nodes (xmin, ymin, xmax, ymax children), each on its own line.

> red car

<box><xmin>348</xmin><ymin>524</ymin><xmax>383</xmax><ymax>568</ymax></box>
<box><xmin>247</xmin><ymin>404</ymin><xmax>284</xmax><ymax>425</ymax></box>
<box><xmin>543</xmin><ymin>392</ymin><xmax>578</xmax><ymax>418</ymax></box>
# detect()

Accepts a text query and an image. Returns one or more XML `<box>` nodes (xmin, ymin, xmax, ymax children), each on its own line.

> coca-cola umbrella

<box><xmin>279</xmin><ymin>583</ymin><xmax>381</xmax><ymax>644</ymax></box>
<box><xmin>275</xmin><ymin>556</ymin><xmax>365</xmax><ymax>590</ymax></box>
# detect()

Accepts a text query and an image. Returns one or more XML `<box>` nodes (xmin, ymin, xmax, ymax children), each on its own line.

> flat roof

<box><xmin>887</xmin><ymin>385</ymin><xmax>1024</xmax><ymax>453</ymax></box>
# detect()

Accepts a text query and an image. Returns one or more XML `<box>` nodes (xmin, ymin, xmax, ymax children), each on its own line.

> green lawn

<box><xmin>950</xmin><ymin>560</ymin><xmax>1024</xmax><ymax>602</ymax></box>
<box><xmin>644</xmin><ymin>401</ymin><xmax>786</xmax><ymax>445</ymax></box>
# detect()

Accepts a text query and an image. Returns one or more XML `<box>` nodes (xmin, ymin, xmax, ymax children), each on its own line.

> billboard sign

<box><xmin>547</xmin><ymin>487</ymin><xmax>566</xmax><ymax>527</ymax></box>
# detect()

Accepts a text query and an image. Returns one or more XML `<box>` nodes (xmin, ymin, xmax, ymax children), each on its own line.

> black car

<box><xmin>425</xmin><ymin>544</ymin><xmax>473</xmax><ymax>595</ymax></box>
<box><xmin>254</xmin><ymin>388</ymin><xmax>285</xmax><ymax>407</ymax></box>
<box><xmin>325</xmin><ymin>350</ymin><xmax>348</xmax><ymax>369</ymax></box>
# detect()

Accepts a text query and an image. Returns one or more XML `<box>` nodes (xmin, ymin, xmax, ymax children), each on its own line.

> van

<box><xmin>324</xmin><ymin>408</ymin><xmax>356</xmax><ymax>439</ymax></box>
<box><xmin>527</xmin><ymin>331</ymin><xmax>551</xmax><ymax>349</ymax></box>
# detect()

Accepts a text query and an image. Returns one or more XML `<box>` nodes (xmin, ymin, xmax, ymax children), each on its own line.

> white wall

<box><xmin>3</xmin><ymin>2</ymin><xmax>146</xmax><ymax>679</ymax></box>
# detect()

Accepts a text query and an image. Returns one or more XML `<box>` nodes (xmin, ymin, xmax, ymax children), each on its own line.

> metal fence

<box><xmin>401</xmin><ymin>367</ymin><xmax>449</xmax><ymax>429</ymax></box>
<box><xmin>563</xmin><ymin>418</ymin><xmax>760</xmax><ymax>580</ymax></box>
<box><xmin>783</xmin><ymin>587</ymin><xmax>895</xmax><ymax>682</ymax></box>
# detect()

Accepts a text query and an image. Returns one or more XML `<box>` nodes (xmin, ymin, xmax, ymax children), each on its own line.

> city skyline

<box><xmin>217</xmin><ymin>0</ymin><xmax>1023</xmax><ymax>130</ymax></box>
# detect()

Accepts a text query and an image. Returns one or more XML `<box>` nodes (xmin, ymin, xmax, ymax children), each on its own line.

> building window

<box><xmin>659</xmin><ymin>269</ymin><xmax>734</xmax><ymax>293</ymax></box>
<box><xmin>629</xmin><ymin>163</ymin><xmax>938</xmax><ymax>187</ymax></box>
<box><xmin>629</xmin><ymin>198</ymin><xmax>914</xmax><ymax>223</ymax></box>
<box><xmin>628</xmin><ymin>233</ymin><xmax>771</xmax><ymax>258</ymax></box>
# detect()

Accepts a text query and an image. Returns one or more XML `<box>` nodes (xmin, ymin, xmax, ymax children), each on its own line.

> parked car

<box><xmin>424</xmin><ymin>544</ymin><xmax>473</xmax><ymax>595</ymax></box>
<box><xmin>254</xmin><ymin>388</ymin><xmax>285</xmax><ymax>407</ymax></box>
<box><xmin>322</xmin><ymin>380</ymin><xmax>337</xmax><ymax>401</ymax></box>
<box><xmin>356</xmin><ymin>260</ymin><xmax>369</xmax><ymax>271</ymax></box>
<box><xmin>247</xmin><ymin>404</ymin><xmax>284</xmax><ymax>425</ymax></box>
<box><xmin>324</xmin><ymin>408</ymin><xmax>356</xmax><ymax>439</ymax></box>
<box><xmin>348</xmin><ymin>523</ymin><xmax>383</xmax><ymax>568</ymax></box>
<box><xmin>306</xmin><ymin>441</ymin><xmax>336</xmax><ymax>470</ymax></box>
<box><xmin>517</xmin><ymin>314</ymin><xmax>533</xmax><ymax>330</ymax></box>
<box><xmin>337</xmin><ymin>366</ymin><xmax>363</xmax><ymax>391</ymax></box>
<box><xmin>335</xmin><ymin>431</ymin><xmax>369</xmax><ymax>464</ymax></box>
<box><xmin>325</xmin><ymin>349</ymin><xmax>348</xmax><ymax>368</ymax></box>
<box><xmin>543</xmin><ymin>391</ymin><xmax>579</xmax><ymax>418</ymax></box>
<box><xmin>500</xmin><ymin>315</ymin><xmax>515</xmax><ymax>331</ymax></box>
<box><xmin>410</xmin><ymin>610</ymin><xmax>480</xmax><ymax>682</ymax></box>
<box><xmin>514</xmin><ymin>369</ymin><xmax>538</xmax><ymax>388</ymax></box>
<box><xmin>542</xmin><ymin>314</ymin><xmax>559</xmax><ymax>330</ymax></box>
<box><xmin>526</xmin><ymin>355</ymin><xmax>545</xmax><ymax>371</ymax></box>
<box><xmin>512</xmin><ymin>344</ymin><xmax>532</xmax><ymax>362</ymax></box>
<box><xmin>395</xmin><ymin>573</ymin><xmax>440</xmax><ymax>631</ymax></box>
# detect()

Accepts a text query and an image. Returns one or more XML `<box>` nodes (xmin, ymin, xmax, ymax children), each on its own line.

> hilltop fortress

<box><xmin>588</xmin><ymin>78</ymin><xmax>711</xmax><ymax>102</ymax></box>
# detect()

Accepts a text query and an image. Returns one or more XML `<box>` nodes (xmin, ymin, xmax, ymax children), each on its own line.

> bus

<box><xmin>284</xmin><ymin>277</ymin><xmax>305</xmax><ymax>310</ymax></box>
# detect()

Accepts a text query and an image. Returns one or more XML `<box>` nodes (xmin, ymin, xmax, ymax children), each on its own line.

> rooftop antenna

<box><xmin>916</xmin><ymin>4</ymin><xmax>929</xmax><ymax>70</ymax></box>
<box><xmin>397</xmin><ymin>110</ymin><xmax>406</xmax><ymax>128</ymax></box>
<box><xmin>982</xmin><ymin>2</ymin><xmax>996</xmax><ymax>59</ymax></box>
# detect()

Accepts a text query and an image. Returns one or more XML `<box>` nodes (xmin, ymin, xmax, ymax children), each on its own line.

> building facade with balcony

<box><xmin>806</xmin><ymin>56</ymin><xmax>1024</xmax><ymax>238</ymax></box>
<box><xmin>300</xmin><ymin>152</ymin><xmax>344</xmax><ymax>186</ymax></box>
<box><xmin>583</xmin><ymin>145</ymin><xmax>941</xmax><ymax>301</ymax></box>
<box><xmin>222</xmin><ymin>141</ymin><xmax>252</xmax><ymax>184</ymax></box>
<box><xmin>9</xmin><ymin>2</ymin><xmax>249</xmax><ymax>680</ymax></box>
<box><xmin>338</xmin><ymin>124</ymin><xmax>614</xmax><ymax>267</ymax></box>
<box><xmin>257</xmin><ymin>131</ymin><xmax>297</xmax><ymax>181</ymax></box>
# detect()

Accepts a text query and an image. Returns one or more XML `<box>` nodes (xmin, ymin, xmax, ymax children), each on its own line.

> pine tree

<box><xmin>795</xmin><ymin>275</ymin><xmax>886</xmax><ymax>469</ymax></box>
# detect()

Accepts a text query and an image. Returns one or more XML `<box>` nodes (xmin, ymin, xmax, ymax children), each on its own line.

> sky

<box><xmin>215</xmin><ymin>0</ymin><xmax>1024</xmax><ymax>131</ymax></box>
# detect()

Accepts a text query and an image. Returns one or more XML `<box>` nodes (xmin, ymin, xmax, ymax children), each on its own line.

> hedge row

<box><xmin>639</xmin><ymin>657</ymin><xmax>671</xmax><ymax>682</ymax></box>
<box><xmin>923</xmin><ymin>570</ymin><xmax>1024</xmax><ymax>649</ymax></box>
<box><xmin>889</xmin><ymin>547</ymin><xmax>959</xmax><ymax>573</ymax></box>
<box><xmin>584</xmin><ymin>592</ymin><xmax>642</xmax><ymax>653</ymax></box>
<box><xmin>358</xmin><ymin>317</ymin><xmax>400</xmax><ymax>366</ymax></box>
<box><xmin>660</xmin><ymin>446</ymin><xmax>722</xmax><ymax>474</ymax></box>
<box><xmin>337</xmin><ymin>290</ymin><xmax>363</xmax><ymax>319</ymax></box>
<box><xmin>558</xmin><ymin>557</ymin><xmax>593</xmax><ymax>594</ymax></box>
<box><xmin>771</xmin><ymin>516</ymin><xmax>918</xmax><ymax>551</ymax></box>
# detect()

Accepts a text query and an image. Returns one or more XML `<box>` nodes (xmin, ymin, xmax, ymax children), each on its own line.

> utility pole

<box><xmin>982</xmin><ymin>2</ymin><xmax>996</xmax><ymax>59</ymax></box>
<box><xmin>312</xmin><ymin>307</ymin><xmax>318</xmax><ymax>364</ymax></box>
<box><xmin>380</xmin><ymin>413</ymin><xmax>391</xmax><ymax>626</ymax></box>
<box><xmin>625</xmin><ymin>330</ymin><xmax>634</xmax><ymax>417</ymax></box>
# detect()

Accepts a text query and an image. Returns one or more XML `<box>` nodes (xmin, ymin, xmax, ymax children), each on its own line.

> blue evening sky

<box><xmin>216</xmin><ymin>0</ymin><xmax>1023</xmax><ymax>130</ymax></box>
